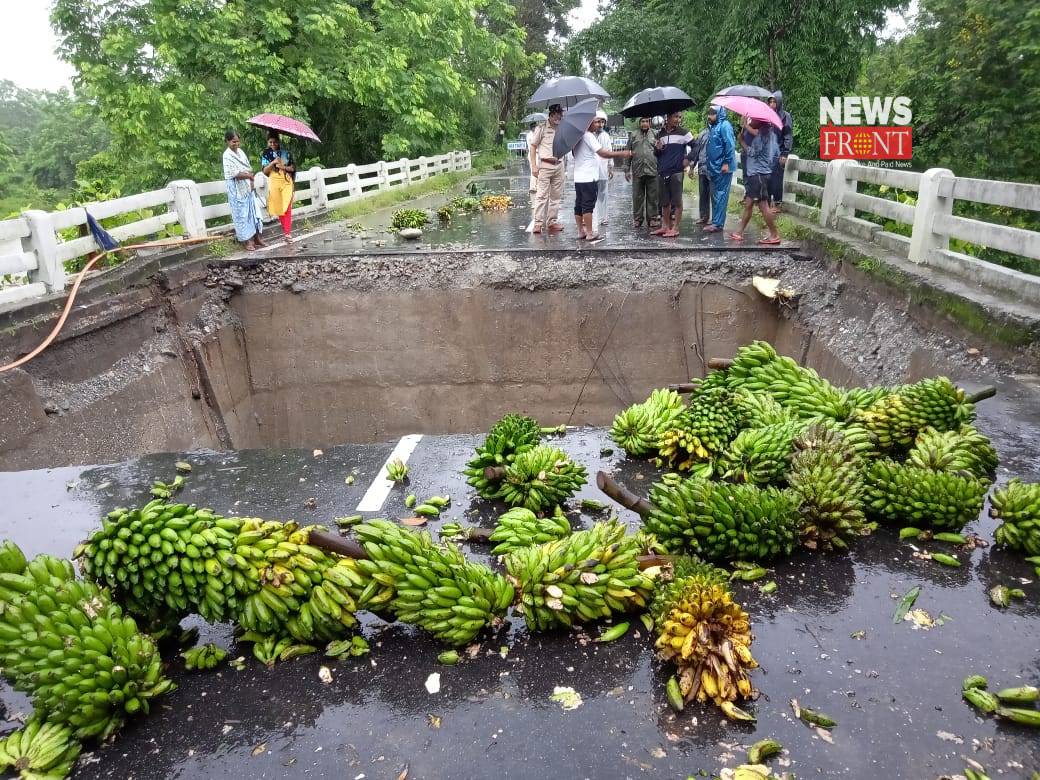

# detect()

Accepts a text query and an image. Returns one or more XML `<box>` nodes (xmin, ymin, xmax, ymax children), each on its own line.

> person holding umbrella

<box><xmin>626</xmin><ymin>117</ymin><xmax>660</xmax><ymax>229</ymax></box>
<box><xmin>260</xmin><ymin>131</ymin><xmax>296</xmax><ymax>242</ymax></box>
<box><xmin>704</xmin><ymin>106</ymin><xmax>736</xmax><ymax>233</ymax></box>
<box><xmin>653</xmin><ymin>111</ymin><xmax>694</xmax><ymax>238</ymax></box>
<box><xmin>727</xmin><ymin>119</ymin><xmax>781</xmax><ymax>244</ymax></box>
<box><xmin>222</xmin><ymin>130</ymin><xmax>265</xmax><ymax>251</ymax></box>
<box><xmin>529</xmin><ymin>104</ymin><xmax>566</xmax><ymax>234</ymax></box>
<box><xmin>570</xmin><ymin>117</ymin><xmax>633</xmax><ymax>242</ymax></box>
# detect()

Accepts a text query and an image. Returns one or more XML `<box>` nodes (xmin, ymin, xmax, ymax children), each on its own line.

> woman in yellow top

<box><xmin>260</xmin><ymin>131</ymin><xmax>296</xmax><ymax>241</ymax></box>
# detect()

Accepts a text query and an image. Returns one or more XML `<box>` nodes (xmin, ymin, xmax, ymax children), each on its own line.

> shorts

<box><xmin>744</xmin><ymin>174</ymin><xmax>770</xmax><ymax>202</ymax></box>
<box><xmin>658</xmin><ymin>172</ymin><xmax>684</xmax><ymax>208</ymax></box>
<box><xmin>574</xmin><ymin>181</ymin><xmax>598</xmax><ymax>215</ymax></box>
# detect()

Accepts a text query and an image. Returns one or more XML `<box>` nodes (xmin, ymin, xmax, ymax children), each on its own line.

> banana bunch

<box><xmin>76</xmin><ymin>500</ymin><xmax>242</xmax><ymax>628</ymax></box>
<box><xmin>906</xmin><ymin>425</ymin><xmax>998</xmax><ymax>482</ymax></box>
<box><xmin>609</xmin><ymin>389</ymin><xmax>685</xmax><ymax>457</ymax></box>
<box><xmin>353</xmin><ymin>520</ymin><xmax>514</xmax><ymax>645</ymax></box>
<box><xmin>505</xmin><ymin>520</ymin><xmax>658</xmax><ymax>631</ymax></box>
<box><xmin>0</xmin><ymin>719</ymin><xmax>81</xmax><ymax>780</ymax></box>
<box><xmin>464</xmin><ymin>414</ymin><xmax>542</xmax><ymax>498</ymax></box>
<box><xmin>488</xmin><ymin>505</ymin><xmax>572</xmax><ymax>555</ymax></box>
<box><xmin>231</xmin><ymin>517</ymin><xmax>368</xmax><ymax>643</ymax></box>
<box><xmin>657</xmin><ymin>387</ymin><xmax>742</xmax><ymax>470</ymax></box>
<box><xmin>717</xmin><ymin>421</ymin><xmax>805</xmax><ymax>485</ymax></box>
<box><xmin>864</xmin><ymin>460</ymin><xmax>986</xmax><ymax>531</ymax></box>
<box><xmin>386</xmin><ymin>458</ymin><xmax>409</xmax><ymax>483</ymax></box>
<box><xmin>651</xmin><ymin>558</ymin><xmax>758</xmax><ymax>721</ymax></box>
<box><xmin>844</xmin><ymin>385</ymin><xmax>892</xmax><ymax>412</ymax></box>
<box><xmin>244</xmin><ymin>633</ymin><xmax>316</xmax><ymax>667</ymax></box>
<box><xmin>787</xmin><ymin>424</ymin><xmax>874</xmax><ymax>551</ymax></box>
<box><xmin>493</xmin><ymin>444</ymin><xmax>588</xmax><ymax>512</ymax></box>
<box><xmin>732</xmin><ymin>388</ymin><xmax>794</xmax><ymax>428</ymax></box>
<box><xmin>724</xmin><ymin>340</ymin><xmax>851</xmax><ymax>421</ymax></box>
<box><xmin>645</xmin><ymin>476</ymin><xmax>801</xmax><ymax>562</ymax></box>
<box><xmin>0</xmin><ymin>544</ymin><xmax>174</xmax><ymax>741</ymax></box>
<box><xmin>182</xmin><ymin>643</ymin><xmax>228</xmax><ymax>671</ymax></box>
<box><xmin>990</xmin><ymin>479</ymin><xmax>1040</xmax><ymax>555</ymax></box>
<box><xmin>851</xmin><ymin>377</ymin><xmax>976</xmax><ymax>450</ymax></box>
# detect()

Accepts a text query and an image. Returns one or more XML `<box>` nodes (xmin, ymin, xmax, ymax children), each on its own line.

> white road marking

<box><xmin>356</xmin><ymin>434</ymin><xmax>423</xmax><ymax>512</ymax></box>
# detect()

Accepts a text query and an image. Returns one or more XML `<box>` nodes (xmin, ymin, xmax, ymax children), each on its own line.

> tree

<box><xmin>568</xmin><ymin>0</ymin><xmax>899</xmax><ymax>149</ymax></box>
<box><xmin>51</xmin><ymin>0</ymin><xmax>536</xmax><ymax>189</ymax></box>
<box><xmin>859</xmin><ymin>0</ymin><xmax>1040</xmax><ymax>182</ymax></box>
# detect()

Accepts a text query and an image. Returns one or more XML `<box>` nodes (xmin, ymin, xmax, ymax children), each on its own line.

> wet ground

<box><xmin>235</xmin><ymin>163</ymin><xmax>771</xmax><ymax>260</ymax></box>
<box><xmin>2</xmin><ymin>375</ymin><xmax>1040</xmax><ymax>779</ymax></box>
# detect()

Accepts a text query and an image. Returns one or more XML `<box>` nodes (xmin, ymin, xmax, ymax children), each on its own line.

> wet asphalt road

<box><xmin>241</xmin><ymin>162</ymin><xmax>772</xmax><ymax>261</ymax></box>
<box><xmin>2</xmin><ymin>376</ymin><xmax>1040</xmax><ymax>779</ymax></box>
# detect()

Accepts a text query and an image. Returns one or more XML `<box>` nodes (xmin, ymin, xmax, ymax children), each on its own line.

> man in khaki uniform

<box><xmin>528</xmin><ymin>104</ymin><xmax>565</xmax><ymax>233</ymax></box>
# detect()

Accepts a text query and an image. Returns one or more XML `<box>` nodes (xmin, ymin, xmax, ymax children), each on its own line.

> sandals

<box><xmin>727</xmin><ymin>232</ymin><xmax>744</xmax><ymax>241</ymax></box>
<box><xmin>758</xmin><ymin>236</ymin><xmax>782</xmax><ymax>245</ymax></box>
<box><xmin>662</xmin><ymin>229</ymin><xmax>679</xmax><ymax>238</ymax></box>
<box><xmin>703</xmin><ymin>225</ymin><xmax>721</xmax><ymax>233</ymax></box>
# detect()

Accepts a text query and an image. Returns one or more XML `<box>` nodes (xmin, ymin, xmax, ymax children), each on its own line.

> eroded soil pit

<box><xmin>2</xmin><ymin>247</ymin><xmax>1040</xmax><ymax>779</ymax></box>
<box><xmin>3</xmin><ymin>247</ymin><xmax>1036</xmax><ymax>470</ymax></box>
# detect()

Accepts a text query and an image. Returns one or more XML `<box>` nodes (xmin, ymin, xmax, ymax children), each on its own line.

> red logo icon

<box><xmin>819</xmin><ymin>126</ymin><xmax>913</xmax><ymax>160</ymax></box>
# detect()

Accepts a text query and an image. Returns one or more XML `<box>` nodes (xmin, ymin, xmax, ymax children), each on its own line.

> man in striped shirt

<box><xmin>653</xmin><ymin>112</ymin><xmax>694</xmax><ymax>237</ymax></box>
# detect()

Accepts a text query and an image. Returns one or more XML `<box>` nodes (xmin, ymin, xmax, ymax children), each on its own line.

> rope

<box><xmin>0</xmin><ymin>236</ymin><xmax>221</xmax><ymax>374</ymax></box>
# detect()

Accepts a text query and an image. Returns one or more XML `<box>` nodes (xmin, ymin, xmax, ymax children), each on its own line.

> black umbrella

<box><xmin>715</xmin><ymin>84</ymin><xmax>772</xmax><ymax>99</ymax></box>
<box><xmin>527</xmin><ymin>76</ymin><xmax>609</xmax><ymax>108</ymax></box>
<box><xmin>521</xmin><ymin>111</ymin><xmax>548</xmax><ymax>123</ymax></box>
<box><xmin>620</xmin><ymin>86</ymin><xmax>694</xmax><ymax>118</ymax></box>
<box><xmin>552</xmin><ymin>98</ymin><xmax>601</xmax><ymax>158</ymax></box>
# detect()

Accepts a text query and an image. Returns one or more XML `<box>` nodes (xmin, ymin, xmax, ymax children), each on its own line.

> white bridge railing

<box><xmin>733</xmin><ymin>155</ymin><xmax>1040</xmax><ymax>301</ymax></box>
<box><xmin>0</xmin><ymin>150</ymin><xmax>472</xmax><ymax>307</ymax></box>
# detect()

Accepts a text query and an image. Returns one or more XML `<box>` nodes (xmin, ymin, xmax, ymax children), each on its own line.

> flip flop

<box><xmin>757</xmin><ymin>236</ymin><xmax>782</xmax><ymax>245</ymax></box>
<box><xmin>727</xmin><ymin>232</ymin><xmax>744</xmax><ymax>241</ymax></box>
<box><xmin>703</xmin><ymin>225</ymin><xmax>721</xmax><ymax>233</ymax></box>
<box><xmin>663</xmin><ymin>229</ymin><xmax>679</xmax><ymax>237</ymax></box>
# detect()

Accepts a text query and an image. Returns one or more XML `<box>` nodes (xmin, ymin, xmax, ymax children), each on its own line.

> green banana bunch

<box><xmin>78</xmin><ymin>503</ymin><xmax>375</xmax><ymax>651</ymax></box>
<box><xmin>609</xmin><ymin>389</ymin><xmax>685</xmax><ymax>457</ymax></box>
<box><xmin>843</xmin><ymin>385</ymin><xmax>892</xmax><ymax>412</ymax></box>
<box><xmin>724</xmin><ymin>340</ymin><xmax>852</xmax><ymax>421</ymax></box>
<box><xmin>851</xmin><ymin>377</ymin><xmax>976</xmax><ymax>450</ymax></box>
<box><xmin>732</xmin><ymin>388</ymin><xmax>795</xmax><ymax>428</ymax></box>
<box><xmin>464</xmin><ymin>414</ymin><xmax>542</xmax><ymax>498</ymax></box>
<box><xmin>864</xmin><ymin>460</ymin><xmax>987</xmax><ymax>531</ymax></box>
<box><xmin>787</xmin><ymin>424</ymin><xmax>875</xmax><ymax>551</ymax></box>
<box><xmin>990</xmin><ymin>479</ymin><xmax>1040</xmax><ymax>555</ymax></box>
<box><xmin>493</xmin><ymin>444</ymin><xmax>588</xmax><ymax>512</ymax></box>
<box><xmin>354</xmin><ymin>520</ymin><xmax>514</xmax><ymax>646</ymax></box>
<box><xmin>657</xmin><ymin>387</ymin><xmax>743</xmax><ymax>470</ymax></box>
<box><xmin>505</xmin><ymin>521</ymin><xmax>657</xmax><ymax>631</ymax></box>
<box><xmin>0</xmin><ymin>543</ymin><xmax>175</xmax><ymax>741</ymax></box>
<box><xmin>182</xmin><ymin>643</ymin><xmax>228</xmax><ymax>671</ymax></box>
<box><xmin>385</xmin><ymin>458</ymin><xmax>409</xmax><ymax>483</ymax></box>
<box><xmin>906</xmin><ymin>425</ymin><xmax>998</xmax><ymax>482</ymax></box>
<box><xmin>240</xmin><ymin>633</ymin><xmax>314</xmax><ymax>667</ymax></box>
<box><xmin>645</xmin><ymin>476</ymin><xmax>801</xmax><ymax>562</ymax></box>
<box><xmin>0</xmin><ymin>539</ymin><xmax>28</xmax><ymax>574</ymax></box>
<box><xmin>717</xmin><ymin>421</ymin><xmax>805</xmax><ymax>485</ymax></box>
<box><xmin>0</xmin><ymin>719</ymin><xmax>81</xmax><ymax>780</ymax></box>
<box><xmin>651</xmin><ymin>558</ymin><xmax>757</xmax><ymax>721</ymax></box>
<box><xmin>488</xmin><ymin>506</ymin><xmax>572</xmax><ymax>555</ymax></box>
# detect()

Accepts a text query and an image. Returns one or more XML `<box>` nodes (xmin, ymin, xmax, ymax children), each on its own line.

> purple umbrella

<box><xmin>247</xmin><ymin>113</ymin><xmax>321</xmax><ymax>143</ymax></box>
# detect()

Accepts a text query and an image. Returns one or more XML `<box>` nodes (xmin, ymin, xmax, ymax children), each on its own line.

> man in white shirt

<box><xmin>570</xmin><ymin>119</ymin><xmax>632</xmax><ymax>243</ymax></box>
<box><xmin>593</xmin><ymin>110</ymin><xmax>613</xmax><ymax>226</ymax></box>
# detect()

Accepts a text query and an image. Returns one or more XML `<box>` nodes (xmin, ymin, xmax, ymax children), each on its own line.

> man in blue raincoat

<box><xmin>704</xmin><ymin>106</ymin><xmax>736</xmax><ymax>233</ymax></box>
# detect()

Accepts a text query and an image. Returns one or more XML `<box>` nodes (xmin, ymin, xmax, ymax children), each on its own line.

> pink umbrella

<box><xmin>711</xmin><ymin>95</ymin><xmax>782</xmax><ymax>130</ymax></box>
<box><xmin>247</xmin><ymin>113</ymin><xmax>321</xmax><ymax>143</ymax></box>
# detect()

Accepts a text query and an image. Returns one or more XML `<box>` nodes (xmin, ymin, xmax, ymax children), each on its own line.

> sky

<box><xmin>0</xmin><ymin>2</ymin><xmax>74</xmax><ymax>91</ymax></box>
<box><xmin>2</xmin><ymin>0</ymin><xmax>914</xmax><ymax>93</ymax></box>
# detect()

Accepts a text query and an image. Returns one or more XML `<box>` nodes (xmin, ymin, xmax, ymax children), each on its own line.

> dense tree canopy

<box><xmin>51</xmin><ymin>0</ymin><xmax>537</xmax><ymax>188</ymax></box>
<box><xmin>568</xmin><ymin>0</ymin><xmax>899</xmax><ymax>150</ymax></box>
<box><xmin>859</xmin><ymin>0</ymin><xmax>1039</xmax><ymax>181</ymax></box>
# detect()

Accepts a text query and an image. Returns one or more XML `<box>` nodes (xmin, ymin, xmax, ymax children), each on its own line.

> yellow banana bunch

<box><xmin>651</xmin><ymin>559</ymin><xmax>758</xmax><ymax>721</ymax></box>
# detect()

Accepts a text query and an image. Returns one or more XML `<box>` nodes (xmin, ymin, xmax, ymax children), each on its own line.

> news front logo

<box><xmin>819</xmin><ymin>97</ymin><xmax>912</xmax><ymax>161</ymax></box>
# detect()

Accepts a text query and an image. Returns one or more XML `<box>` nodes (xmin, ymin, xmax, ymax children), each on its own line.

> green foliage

<box><xmin>569</xmin><ymin>0</ymin><xmax>897</xmax><ymax>147</ymax></box>
<box><xmin>390</xmin><ymin>208</ymin><xmax>430</xmax><ymax>230</ymax></box>
<box><xmin>51</xmin><ymin>0</ymin><xmax>537</xmax><ymax>190</ymax></box>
